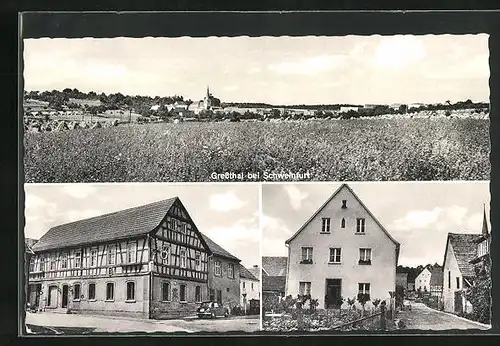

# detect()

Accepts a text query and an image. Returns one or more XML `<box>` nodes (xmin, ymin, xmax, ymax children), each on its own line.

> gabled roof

<box><xmin>32</xmin><ymin>198</ymin><xmax>178</xmax><ymax>252</ymax></box>
<box><xmin>247</xmin><ymin>265</ymin><xmax>260</xmax><ymax>280</ymax></box>
<box><xmin>262</xmin><ymin>256</ymin><xmax>287</xmax><ymax>276</ymax></box>
<box><xmin>200</xmin><ymin>233</ymin><xmax>240</xmax><ymax>262</ymax></box>
<box><xmin>285</xmin><ymin>184</ymin><xmax>400</xmax><ymax>250</ymax></box>
<box><xmin>262</xmin><ymin>276</ymin><xmax>286</xmax><ymax>293</ymax></box>
<box><xmin>239</xmin><ymin>264</ymin><xmax>258</xmax><ymax>281</ymax></box>
<box><xmin>443</xmin><ymin>233</ymin><xmax>481</xmax><ymax>278</ymax></box>
<box><xmin>416</xmin><ymin>266</ymin><xmax>431</xmax><ymax>278</ymax></box>
<box><xmin>429</xmin><ymin>267</ymin><xmax>444</xmax><ymax>286</ymax></box>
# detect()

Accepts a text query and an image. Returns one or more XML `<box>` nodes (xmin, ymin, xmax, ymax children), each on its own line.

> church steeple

<box><xmin>206</xmin><ymin>85</ymin><xmax>210</xmax><ymax>97</ymax></box>
<box><xmin>482</xmin><ymin>203</ymin><xmax>489</xmax><ymax>236</ymax></box>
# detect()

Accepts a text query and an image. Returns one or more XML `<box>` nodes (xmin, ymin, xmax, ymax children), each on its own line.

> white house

<box><xmin>339</xmin><ymin>106</ymin><xmax>360</xmax><ymax>113</ymax></box>
<box><xmin>442</xmin><ymin>233</ymin><xmax>480</xmax><ymax>314</ymax></box>
<box><xmin>284</xmin><ymin>184</ymin><xmax>400</xmax><ymax>310</ymax></box>
<box><xmin>239</xmin><ymin>265</ymin><xmax>260</xmax><ymax>310</ymax></box>
<box><xmin>415</xmin><ymin>267</ymin><xmax>432</xmax><ymax>293</ymax></box>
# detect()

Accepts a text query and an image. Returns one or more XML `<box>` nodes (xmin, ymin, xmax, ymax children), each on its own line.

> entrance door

<box><xmin>216</xmin><ymin>289</ymin><xmax>222</xmax><ymax>304</ymax></box>
<box><xmin>35</xmin><ymin>284</ymin><xmax>41</xmax><ymax>307</ymax></box>
<box><xmin>48</xmin><ymin>286</ymin><xmax>58</xmax><ymax>307</ymax></box>
<box><xmin>62</xmin><ymin>285</ymin><xmax>69</xmax><ymax>308</ymax></box>
<box><xmin>325</xmin><ymin>279</ymin><xmax>342</xmax><ymax>308</ymax></box>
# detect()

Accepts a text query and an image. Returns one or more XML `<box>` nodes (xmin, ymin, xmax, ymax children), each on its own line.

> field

<box><xmin>23</xmin><ymin>118</ymin><xmax>490</xmax><ymax>183</ymax></box>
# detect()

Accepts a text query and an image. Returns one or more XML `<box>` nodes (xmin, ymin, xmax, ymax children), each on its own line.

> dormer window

<box><xmin>321</xmin><ymin>218</ymin><xmax>331</xmax><ymax>233</ymax></box>
<box><xmin>341</xmin><ymin>200</ymin><xmax>347</xmax><ymax>209</ymax></box>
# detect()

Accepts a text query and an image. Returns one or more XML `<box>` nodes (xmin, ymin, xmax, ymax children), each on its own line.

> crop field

<box><xmin>23</xmin><ymin>118</ymin><xmax>490</xmax><ymax>183</ymax></box>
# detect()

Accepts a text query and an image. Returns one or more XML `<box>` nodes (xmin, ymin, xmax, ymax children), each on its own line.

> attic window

<box><xmin>341</xmin><ymin>200</ymin><xmax>347</xmax><ymax>209</ymax></box>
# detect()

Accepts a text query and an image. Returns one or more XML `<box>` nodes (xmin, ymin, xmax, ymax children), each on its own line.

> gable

<box><xmin>285</xmin><ymin>184</ymin><xmax>399</xmax><ymax>248</ymax></box>
<box><xmin>443</xmin><ymin>233</ymin><xmax>480</xmax><ymax>278</ymax></box>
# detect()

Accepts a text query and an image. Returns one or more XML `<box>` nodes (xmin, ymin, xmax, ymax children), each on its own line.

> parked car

<box><xmin>197</xmin><ymin>301</ymin><xmax>229</xmax><ymax>319</ymax></box>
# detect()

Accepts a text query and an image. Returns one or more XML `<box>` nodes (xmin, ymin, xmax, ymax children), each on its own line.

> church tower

<box><xmin>204</xmin><ymin>85</ymin><xmax>212</xmax><ymax>110</ymax></box>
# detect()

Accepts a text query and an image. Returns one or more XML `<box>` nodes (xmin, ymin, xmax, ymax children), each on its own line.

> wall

<box><xmin>208</xmin><ymin>256</ymin><xmax>241</xmax><ymax>311</ymax></box>
<box><xmin>38</xmin><ymin>274</ymin><xmax>150</xmax><ymax>318</ymax></box>
<box><xmin>286</xmin><ymin>187</ymin><xmax>397</xmax><ymax>309</ymax></box>
<box><xmin>443</xmin><ymin>242</ymin><xmax>463</xmax><ymax>313</ymax></box>
<box><xmin>240</xmin><ymin>277</ymin><xmax>260</xmax><ymax>307</ymax></box>
<box><xmin>150</xmin><ymin>274</ymin><xmax>208</xmax><ymax>319</ymax></box>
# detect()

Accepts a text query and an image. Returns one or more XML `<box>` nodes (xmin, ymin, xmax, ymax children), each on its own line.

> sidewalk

<box><xmin>419</xmin><ymin>304</ymin><xmax>491</xmax><ymax>330</ymax></box>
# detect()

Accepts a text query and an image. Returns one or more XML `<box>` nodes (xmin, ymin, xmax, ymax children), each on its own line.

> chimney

<box><xmin>253</xmin><ymin>265</ymin><xmax>258</xmax><ymax>268</ymax></box>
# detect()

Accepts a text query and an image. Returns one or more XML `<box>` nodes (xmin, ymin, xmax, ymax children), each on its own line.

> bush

<box><xmin>466</xmin><ymin>276</ymin><xmax>491</xmax><ymax>324</ymax></box>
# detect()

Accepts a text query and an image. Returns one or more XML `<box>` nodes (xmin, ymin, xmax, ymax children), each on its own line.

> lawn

<box><xmin>23</xmin><ymin>118</ymin><xmax>490</xmax><ymax>183</ymax></box>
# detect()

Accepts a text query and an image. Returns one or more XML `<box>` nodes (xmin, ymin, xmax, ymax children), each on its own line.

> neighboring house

<box><xmin>442</xmin><ymin>233</ymin><xmax>481</xmax><ymax>314</ymax></box>
<box><xmin>470</xmin><ymin>206</ymin><xmax>491</xmax><ymax>277</ymax></box>
<box><xmin>239</xmin><ymin>265</ymin><xmax>260</xmax><ymax>310</ymax></box>
<box><xmin>200</xmin><ymin>233</ymin><xmax>241</xmax><ymax>312</ymax></box>
<box><xmin>25</xmin><ymin>238</ymin><xmax>38</xmax><ymax>309</ymax></box>
<box><xmin>262</xmin><ymin>257</ymin><xmax>287</xmax><ymax>308</ymax></box>
<box><xmin>415</xmin><ymin>267</ymin><xmax>432</xmax><ymax>293</ymax></box>
<box><xmin>247</xmin><ymin>265</ymin><xmax>261</xmax><ymax>283</ymax></box>
<box><xmin>429</xmin><ymin>266</ymin><xmax>444</xmax><ymax>298</ymax></box>
<box><xmin>27</xmin><ymin>197</ymin><xmax>239</xmax><ymax>319</ymax></box>
<box><xmin>284</xmin><ymin>184</ymin><xmax>400</xmax><ymax>310</ymax></box>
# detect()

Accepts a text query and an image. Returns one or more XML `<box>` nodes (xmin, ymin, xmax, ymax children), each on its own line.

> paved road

<box><xmin>25</xmin><ymin>311</ymin><xmax>260</xmax><ymax>334</ymax></box>
<box><xmin>396</xmin><ymin>302</ymin><xmax>490</xmax><ymax>331</ymax></box>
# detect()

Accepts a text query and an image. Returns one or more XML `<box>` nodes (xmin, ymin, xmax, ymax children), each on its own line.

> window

<box><xmin>341</xmin><ymin>218</ymin><xmax>346</xmax><ymax>228</ymax></box>
<box><xmin>228</xmin><ymin>263</ymin><xmax>234</xmax><ymax>278</ymax></box>
<box><xmin>456</xmin><ymin>277</ymin><xmax>460</xmax><ymax>289</ymax></box>
<box><xmin>214</xmin><ymin>261</ymin><xmax>222</xmax><ymax>276</ymax></box>
<box><xmin>342</xmin><ymin>200</ymin><xmax>347</xmax><ymax>209</ymax></box>
<box><xmin>61</xmin><ymin>253</ymin><xmax>68</xmax><ymax>269</ymax></box>
<box><xmin>226</xmin><ymin>288</ymin><xmax>230</xmax><ymax>292</ymax></box>
<box><xmin>127</xmin><ymin>243</ymin><xmax>136</xmax><ymax>263</ymax></box>
<box><xmin>195</xmin><ymin>286</ymin><xmax>201</xmax><ymax>302</ymax></box>
<box><xmin>356</xmin><ymin>218</ymin><xmax>366</xmax><ymax>233</ymax></box>
<box><xmin>39</xmin><ymin>257</ymin><xmax>45</xmax><ymax>271</ymax></box>
<box><xmin>358</xmin><ymin>283</ymin><xmax>371</xmax><ymax>299</ymax></box>
<box><xmin>321</xmin><ymin>218</ymin><xmax>331</xmax><ymax>233</ymax></box>
<box><xmin>90</xmin><ymin>249</ymin><xmax>97</xmax><ymax>267</ymax></box>
<box><xmin>75</xmin><ymin>251</ymin><xmax>82</xmax><ymax>268</ymax></box>
<box><xmin>181</xmin><ymin>223</ymin><xmax>187</xmax><ymax>234</ymax></box>
<box><xmin>180</xmin><ymin>284</ymin><xmax>187</xmax><ymax>302</ymax></box>
<box><xmin>29</xmin><ymin>258</ymin><xmax>35</xmax><ymax>272</ymax></box>
<box><xmin>50</xmin><ymin>255</ymin><xmax>56</xmax><ymax>271</ymax></box>
<box><xmin>88</xmin><ymin>283</ymin><xmax>96</xmax><ymax>300</ymax></box>
<box><xmin>301</xmin><ymin>247</ymin><xmax>313</xmax><ymax>263</ymax></box>
<box><xmin>251</xmin><ymin>283</ymin><xmax>254</xmax><ymax>290</ymax></box>
<box><xmin>108</xmin><ymin>245</ymin><xmax>115</xmax><ymax>265</ymax></box>
<box><xmin>448</xmin><ymin>271</ymin><xmax>451</xmax><ymax>289</ymax></box>
<box><xmin>359</xmin><ymin>248</ymin><xmax>372</xmax><ymax>264</ymax></box>
<box><xmin>299</xmin><ymin>282</ymin><xmax>311</xmax><ymax>296</ymax></box>
<box><xmin>195</xmin><ymin>252</ymin><xmax>201</xmax><ymax>270</ymax></box>
<box><xmin>160</xmin><ymin>246</ymin><xmax>170</xmax><ymax>264</ymax></box>
<box><xmin>329</xmin><ymin>248</ymin><xmax>342</xmax><ymax>263</ymax></box>
<box><xmin>180</xmin><ymin>249</ymin><xmax>187</xmax><ymax>268</ymax></box>
<box><xmin>106</xmin><ymin>283</ymin><xmax>114</xmax><ymax>301</ymax></box>
<box><xmin>162</xmin><ymin>282</ymin><xmax>170</xmax><ymax>301</ymax></box>
<box><xmin>73</xmin><ymin>283</ymin><xmax>81</xmax><ymax>300</ymax></box>
<box><xmin>126</xmin><ymin>282</ymin><xmax>135</xmax><ymax>301</ymax></box>
<box><xmin>243</xmin><ymin>282</ymin><xmax>246</xmax><ymax>289</ymax></box>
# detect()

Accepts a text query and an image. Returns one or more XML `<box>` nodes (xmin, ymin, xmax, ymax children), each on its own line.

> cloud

<box><xmin>209</xmin><ymin>191</ymin><xmax>247</xmax><ymax>212</ymax></box>
<box><xmin>62</xmin><ymin>184</ymin><xmax>97</xmax><ymax>199</ymax></box>
<box><xmin>24</xmin><ymin>194</ymin><xmax>58</xmax><ymax>218</ymax></box>
<box><xmin>283</xmin><ymin>185</ymin><xmax>309</xmax><ymax>210</ymax></box>
<box><xmin>247</xmin><ymin>67</ymin><xmax>262</xmax><ymax>74</ymax></box>
<box><xmin>66</xmin><ymin>209</ymin><xmax>102</xmax><ymax>222</ymax></box>
<box><xmin>389</xmin><ymin>205</ymin><xmax>468</xmax><ymax>232</ymax></box>
<box><xmin>374</xmin><ymin>35</ymin><xmax>426</xmax><ymax>69</ymax></box>
<box><xmin>268</xmin><ymin>55</ymin><xmax>347</xmax><ymax>75</ymax></box>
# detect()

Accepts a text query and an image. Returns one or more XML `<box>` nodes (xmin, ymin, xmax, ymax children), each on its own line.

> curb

<box><xmin>420</xmin><ymin>303</ymin><xmax>491</xmax><ymax>329</ymax></box>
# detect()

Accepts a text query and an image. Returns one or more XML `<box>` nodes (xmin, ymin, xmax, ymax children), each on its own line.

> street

<box><xmin>25</xmin><ymin>311</ymin><xmax>260</xmax><ymax>334</ymax></box>
<box><xmin>396</xmin><ymin>302</ymin><xmax>490</xmax><ymax>331</ymax></box>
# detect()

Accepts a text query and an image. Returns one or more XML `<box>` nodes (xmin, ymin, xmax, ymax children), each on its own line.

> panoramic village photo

<box><xmin>261</xmin><ymin>182</ymin><xmax>491</xmax><ymax>332</ymax></box>
<box><xmin>22</xmin><ymin>34</ymin><xmax>490</xmax><ymax>183</ymax></box>
<box><xmin>22</xmin><ymin>183</ymin><xmax>261</xmax><ymax>334</ymax></box>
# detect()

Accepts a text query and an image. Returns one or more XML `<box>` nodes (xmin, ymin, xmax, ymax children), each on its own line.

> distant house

<box><xmin>442</xmin><ymin>233</ymin><xmax>481</xmax><ymax>314</ymax></box>
<box><xmin>429</xmin><ymin>266</ymin><xmax>444</xmax><ymax>298</ymax></box>
<box><xmin>239</xmin><ymin>265</ymin><xmax>260</xmax><ymax>310</ymax></box>
<box><xmin>339</xmin><ymin>106</ymin><xmax>360</xmax><ymax>113</ymax></box>
<box><xmin>262</xmin><ymin>257</ymin><xmax>287</xmax><ymax>307</ymax></box>
<box><xmin>408</xmin><ymin>103</ymin><xmax>425</xmax><ymax>110</ymax></box>
<box><xmin>284</xmin><ymin>184</ymin><xmax>400</xmax><ymax>310</ymax></box>
<box><xmin>415</xmin><ymin>267</ymin><xmax>432</xmax><ymax>293</ymax></box>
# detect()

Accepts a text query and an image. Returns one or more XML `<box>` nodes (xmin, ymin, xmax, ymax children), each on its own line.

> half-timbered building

<box><xmin>27</xmin><ymin>197</ymin><xmax>221</xmax><ymax>319</ymax></box>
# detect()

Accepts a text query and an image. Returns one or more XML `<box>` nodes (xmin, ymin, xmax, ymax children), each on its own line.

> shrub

<box><xmin>347</xmin><ymin>297</ymin><xmax>356</xmax><ymax>310</ymax></box>
<box><xmin>466</xmin><ymin>276</ymin><xmax>491</xmax><ymax>324</ymax></box>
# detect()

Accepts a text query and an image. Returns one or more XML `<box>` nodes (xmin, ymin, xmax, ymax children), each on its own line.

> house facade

<box><xmin>285</xmin><ymin>184</ymin><xmax>400</xmax><ymax>310</ymax></box>
<box><xmin>27</xmin><ymin>197</ymin><xmax>240</xmax><ymax>319</ymax></box>
<box><xmin>239</xmin><ymin>265</ymin><xmax>260</xmax><ymax>310</ymax></box>
<box><xmin>415</xmin><ymin>267</ymin><xmax>432</xmax><ymax>293</ymax></box>
<box><xmin>442</xmin><ymin>233</ymin><xmax>480</xmax><ymax>314</ymax></box>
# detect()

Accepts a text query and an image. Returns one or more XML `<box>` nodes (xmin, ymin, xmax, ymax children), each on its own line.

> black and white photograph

<box><xmin>261</xmin><ymin>182</ymin><xmax>491</xmax><ymax>332</ymax></box>
<box><xmin>23</xmin><ymin>183</ymin><xmax>261</xmax><ymax>334</ymax></box>
<box><xmin>22</xmin><ymin>34</ymin><xmax>490</xmax><ymax>183</ymax></box>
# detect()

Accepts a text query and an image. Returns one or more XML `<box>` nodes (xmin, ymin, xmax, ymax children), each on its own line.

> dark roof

<box><xmin>247</xmin><ymin>265</ymin><xmax>260</xmax><ymax>280</ymax></box>
<box><xmin>447</xmin><ymin>233</ymin><xmax>482</xmax><ymax>278</ymax></box>
<box><xmin>200</xmin><ymin>233</ymin><xmax>240</xmax><ymax>262</ymax></box>
<box><xmin>239</xmin><ymin>264</ymin><xmax>258</xmax><ymax>281</ymax></box>
<box><xmin>32</xmin><ymin>198</ymin><xmax>178</xmax><ymax>252</ymax></box>
<box><xmin>262</xmin><ymin>276</ymin><xmax>286</xmax><ymax>293</ymax></box>
<box><xmin>262</xmin><ymin>256</ymin><xmax>287</xmax><ymax>276</ymax></box>
<box><xmin>429</xmin><ymin>267</ymin><xmax>444</xmax><ymax>286</ymax></box>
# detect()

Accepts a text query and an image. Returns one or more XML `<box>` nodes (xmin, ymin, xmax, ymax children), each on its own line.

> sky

<box><xmin>23</xmin><ymin>183</ymin><xmax>260</xmax><ymax>268</ymax></box>
<box><xmin>23</xmin><ymin>34</ymin><xmax>489</xmax><ymax>105</ymax></box>
<box><xmin>262</xmin><ymin>182</ymin><xmax>490</xmax><ymax>267</ymax></box>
